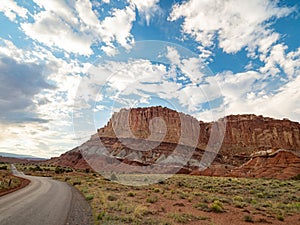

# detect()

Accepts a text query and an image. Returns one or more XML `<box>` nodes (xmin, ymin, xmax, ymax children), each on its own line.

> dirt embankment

<box><xmin>0</xmin><ymin>175</ymin><xmax>30</xmax><ymax>197</ymax></box>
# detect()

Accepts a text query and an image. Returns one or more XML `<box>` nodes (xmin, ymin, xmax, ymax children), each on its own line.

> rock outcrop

<box><xmin>99</xmin><ymin>107</ymin><xmax>300</xmax><ymax>159</ymax></box>
<box><xmin>218</xmin><ymin>115</ymin><xmax>300</xmax><ymax>155</ymax></box>
<box><xmin>227</xmin><ymin>150</ymin><xmax>300</xmax><ymax>179</ymax></box>
<box><xmin>47</xmin><ymin>106</ymin><xmax>300</xmax><ymax>179</ymax></box>
<box><xmin>47</xmin><ymin>148</ymin><xmax>91</xmax><ymax>170</ymax></box>
<box><xmin>98</xmin><ymin>106</ymin><xmax>200</xmax><ymax>147</ymax></box>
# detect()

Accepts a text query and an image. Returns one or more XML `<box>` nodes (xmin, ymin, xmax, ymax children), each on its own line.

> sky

<box><xmin>0</xmin><ymin>0</ymin><xmax>299</xmax><ymax>158</ymax></box>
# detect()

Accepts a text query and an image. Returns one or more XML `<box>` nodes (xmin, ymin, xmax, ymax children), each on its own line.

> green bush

<box><xmin>86</xmin><ymin>194</ymin><xmax>94</xmax><ymax>201</ymax></box>
<box><xmin>55</xmin><ymin>166</ymin><xmax>64</xmax><ymax>174</ymax></box>
<box><xmin>153</xmin><ymin>188</ymin><xmax>160</xmax><ymax>193</ymax></box>
<box><xmin>291</xmin><ymin>174</ymin><xmax>300</xmax><ymax>180</ymax></box>
<box><xmin>209</xmin><ymin>200</ymin><xmax>224</xmax><ymax>213</ymax></box>
<box><xmin>29</xmin><ymin>165</ymin><xmax>43</xmax><ymax>172</ymax></box>
<box><xmin>244</xmin><ymin>215</ymin><xmax>254</xmax><ymax>222</ymax></box>
<box><xmin>73</xmin><ymin>181</ymin><xmax>81</xmax><ymax>185</ymax></box>
<box><xmin>277</xmin><ymin>214</ymin><xmax>284</xmax><ymax>221</ymax></box>
<box><xmin>127</xmin><ymin>192</ymin><xmax>135</xmax><ymax>197</ymax></box>
<box><xmin>97</xmin><ymin>211</ymin><xmax>105</xmax><ymax>221</ymax></box>
<box><xmin>0</xmin><ymin>165</ymin><xmax>7</xmax><ymax>170</ymax></box>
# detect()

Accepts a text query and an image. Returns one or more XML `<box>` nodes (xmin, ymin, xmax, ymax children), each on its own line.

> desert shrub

<box><xmin>65</xmin><ymin>168</ymin><xmax>73</xmax><ymax>173</ymax></box>
<box><xmin>73</xmin><ymin>181</ymin><xmax>81</xmax><ymax>185</ymax></box>
<box><xmin>86</xmin><ymin>194</ymin><xmax>94</xmax><ymax>201</ymax></box>
<box><xmin>233</xmin><ymin>196</ymin><xmax>244</xmax><ymax>202</ymax></box>
<box><xmin>55</xmin><ymin>166</ymin><xmax>64</xmax><ymax>174</ymax></box>
<box><xmin>158</xmin><ymin>178</ymin><xmax>166</xmax><ymax>184</ymax></box>
<box><xmin>176</xmin><ymin>181</ymin><xmax>185</xmax><ymax>187</ymax></box>
<box><xmin>146</xmin><ymin>195</ymin><xmax>158</xmax><ymax>204</ymax></box>
<box><xmin>0</xmin><ymin>165</ymin><xmax>7</xmax><ymax>170</ymax></box>
<box><xmin>97</xmin><ymin>211</ymin><xmax>106</xmax><ymax>221</ymax></box>
<box><xmin>107</xmin><ymin>194</ymin><xmax>117</xmax><ymax>201</ymax></box>
<box><xmin>127</xmin><ymin>192</ymin><xmax>135</xmax><ymax>197</ymax></box>
<box><xmin>209</xmin><ymin>200</ymin><xmax>224</xmax><ymax>213</ymax></box>
<box><xmin>277</xmin><ymin>214</ymin><xmax>284</xmax><ymax>221</ymax></box>
<box><xmin>30</xmin><ymin>165</ymin><xmax>43</xmax><ymax>172</ymax></box>
<box><xmin>169</xmin><ymin>213</ymin><xmax>207</xmax><ymax>223</ymax></box>
<box><xmin>234</xmin><ymin>201</ymin><xmax>247</xmax><ymax>208</ymax></box>
<box><xmin>153</xmin><ymin>188</ymin><xmax>160</xmax><ymax>193</ymax></box>
<box><xmin>257</xmin><ymin>192</ymin><xmax>264</xmax><ymax>198</ymax></box>
<box><xmin>244</xmin><ymin>215</ymin><xmax>254</xmax><ymax>222</ymax></box>
<box><xmin>194</xmin><ymin>202</ymin><xmax>210</xmax><ymax>212</ymax></box>
<box><xmin>291</xmin><ymin>174</ymin><xmax>300</xmax><ymax>180</ymax></box>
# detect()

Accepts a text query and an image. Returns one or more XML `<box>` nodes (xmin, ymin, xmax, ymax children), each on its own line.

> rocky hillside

<box><xmin>47</xmin><ymin>106</ymin><xmax>300</xmax><ymax>178</ymax></box>
<box><xmin>227</xmin><ymin>149</ymin><xmax>300</xmax><ymax>179</ymax></box>
<box><xmin>99</xmin><ymin>107</ymin><xmax>300</xmax><ymax>153</ymax></box>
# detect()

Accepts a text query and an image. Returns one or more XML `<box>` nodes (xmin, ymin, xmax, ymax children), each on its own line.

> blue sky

<box><xmin>0</xmin><ymin>0</ymin><xmax>299</xmax><ymax>158</ymax></box>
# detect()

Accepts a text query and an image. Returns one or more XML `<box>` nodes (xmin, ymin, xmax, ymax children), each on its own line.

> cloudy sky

<box><xmin>0</xmin><ymin>0</ymin><xmax>299</xmax><ymax>158</ymax></box>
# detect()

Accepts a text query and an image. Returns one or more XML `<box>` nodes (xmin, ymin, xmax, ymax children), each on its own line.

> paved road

<box><xmin>0</xmin><ymin>165</ymin><xmax>93</xmax><ymax>225</ymax></box>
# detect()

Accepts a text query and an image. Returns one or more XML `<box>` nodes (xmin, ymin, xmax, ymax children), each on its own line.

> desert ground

<box><xmin>11</xmin><ymin>164</ymin><xmax>300</xmax><ymax>225</ymax></box>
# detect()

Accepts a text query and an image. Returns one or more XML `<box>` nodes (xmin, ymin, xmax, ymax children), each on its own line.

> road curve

<box><xmin>0</xmin><ymin>165</ymin><xmax>93</xmax><ymax>225</ymax></box>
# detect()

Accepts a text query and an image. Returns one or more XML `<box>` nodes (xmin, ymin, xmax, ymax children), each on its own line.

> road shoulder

<box><xmin>66</xmin><ymin>184</ymin><xmax>94</xmax><ymax>225</ymax></box>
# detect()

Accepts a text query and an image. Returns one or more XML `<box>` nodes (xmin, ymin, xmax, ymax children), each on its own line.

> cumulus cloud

<box><xmin>166</xmin><ymin>46</ymin><xmax>209</xmax><ymax>83</ymax></box>
<box><xmin>130</xmin><ymin>0</ymin><xmax>161</xmax><ymax>26</ymax></box>
<box><xmin>100</xmin><ymin>5</ymin><xmax>136</xmax><ymax>51</ymax></box>
<box><xmin>21</xmin><ymin>0</ymin><xmax>137</xmax><ymax>56</ymax></box>
<box><xmin>0</xmin><ymin>0</ymin><xmax>28</xmax><ymax>22</ymax></box>
<box><xmin>21</xmin><ymin>11</ymin><xmax>94</xmax><ymax>55</ymax></box>
<box><xmin>260</xmin><ymin>44</ymin><xmax>300</xmax><ymax>79</ymax></box>
<box><xmin>169</xmin><ymin>0</ymin><xmax>294</xmax><ymax>58</ymax></box>
<box><xmin>196</xmin><ymin>69</ymin><xmax>300</xmax><ymax>122</ymax></box>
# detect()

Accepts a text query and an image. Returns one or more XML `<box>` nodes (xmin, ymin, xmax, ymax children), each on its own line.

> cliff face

<box><xmin>98</xmin><ymin>107</ymin><xmax>300</xmax><ymax>158</ymax></box>
<box><xmin>47</xmin><ymin>106</ymin><xmax>300</xmax><ymax>178</ymax></box>
<box><xmin>98</xmin><ymin>106</ymin><xmax>200</xmax><ymax>148</ymax></box>
<box><xmin>219</xmin><ymin>115</ymin><xmax>300</xmax><ymax>155</ymax></box>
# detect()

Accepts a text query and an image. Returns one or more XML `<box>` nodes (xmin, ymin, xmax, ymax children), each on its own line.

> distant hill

<box><xmin>0</xmin><ymin>152</ymin><xmax>47</xmax><ymax>161</ymax></box>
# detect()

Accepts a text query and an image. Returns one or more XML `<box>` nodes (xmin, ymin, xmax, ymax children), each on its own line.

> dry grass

<box><xmin>0</xmin><ymin>164</ymin><xmax>22</xmax><ymax>193</ymax></box>
<box><xmin>52</xmin><ymin>173</ymin><xmax>300</xmax><ymax>224</ymax></box>
<box><xmin>15</xmin><ymin>164</ymin><xmax>300</xmax><ymax>224</ymax></box>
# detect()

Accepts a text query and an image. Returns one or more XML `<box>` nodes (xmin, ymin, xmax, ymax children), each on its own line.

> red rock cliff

<box><xmin>98</xmin><ymin>107</ymin><xmax>300</xmax><ymax>155</ymax></box>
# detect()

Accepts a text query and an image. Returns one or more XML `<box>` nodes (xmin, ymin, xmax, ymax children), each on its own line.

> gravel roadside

<box><xmin>66</xmin><ymin>185</ymin><xmax>94</xmax><ymax>225</ymax></box>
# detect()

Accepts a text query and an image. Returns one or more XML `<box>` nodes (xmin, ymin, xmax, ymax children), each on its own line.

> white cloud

<box><xmin>75</xmin><ymin>0</ymin><xmax>100</xmax><ymax>29</ymax></box>
<box><xmin>195</xmin><ymin>69</ymin><xmax>300</xmax><ymax>122</ymax></box>
<box><xmin>100</xmin><ymin>45</ymin><xmax>118</xmax><ymax>56</ymax></box>
<box><xmin>21</xmin><ymin>10</ymin><xmax>94</xmax><ymax>55</ymax></box>
<box><xmin>21</xmin><ymin>0</ymin><xmax>137</xmax><ymax>56</ymax></box>
<box><xmin>31</xmin><ymin>0</ymin><xmax>80</xmax><ymax>28</ymax></box>
<box><xmin>100</xmin><ymin>5</ymin><xmax>136</xmax><ymax>50</ymax></box>
<box><xmin>260</xmin><ymin>44</ymin><xmax>300</xmax><ymax>79</ymax></box>
<box><xmin>169</xmin><ymin>0</ymin><xmax>293</xmax><ymax>58</ymax></box>
<box><xmin>0</xmin><ymin>0</ymin><xmax>28</xmax><ymax>22</ymax></box>
<box><xmin>166</xmin><ymin>46</ymin><xmax>181</xmax><ymax>65</ymax></box>
<box><xmin>166</xmin><ymin>46</ymin><xmax>207</xmax><ymax>83</ymax></box>
<box><xmin>130</xmin><ymin>0</ymin><xmax>161</xmax><ymax>26</ymax></box>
